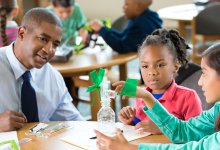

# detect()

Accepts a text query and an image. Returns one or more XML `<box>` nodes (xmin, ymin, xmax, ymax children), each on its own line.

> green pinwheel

<box><xmin>86</xmin><ymin>68</ymin><xmax>105</xmax><ymax>105</ymax></box>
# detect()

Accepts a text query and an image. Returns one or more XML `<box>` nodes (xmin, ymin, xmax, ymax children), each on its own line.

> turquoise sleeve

<box><xmin>143</xmin><ymin>101</ymin><xmax>220</xmax><ymax>143</ymax></box>
<box><xmin>138</xmin><ymin>132</ymin><xmax>220</xmax><ymax>150</ymax></box>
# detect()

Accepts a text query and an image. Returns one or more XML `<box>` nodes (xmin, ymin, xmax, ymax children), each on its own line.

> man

<box><xmin>89</xmin><ymin>0</ymin><xmax>162</xmax><ymax>53</ymax></box>
<box><xmin>0</xmin><ymin>8</ymin><xmax>83</xmax><ymax>132</ymax></box>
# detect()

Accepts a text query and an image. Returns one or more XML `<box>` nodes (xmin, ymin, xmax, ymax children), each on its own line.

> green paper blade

<box><xmin>97</xmin><ymin>68</ymin><xmax>105</xmax><ymax>85</ymax></box>
<box><xmin>86</xmin><ymin>68</ymin><xmax>106</xmax><ymax>106</ymax></box>
<box><xmin>86</xmin><ymin>85</ymin><xmax>97</xmax><ymax>92</ymax></box>
<box><xmin>120</xmin><ymin>78</ymin><xmax>138</xmax><ymax>97</ymax></box>
<box><xmin>90</xmin><ymin>70</ymin><xmax>99</xmax><ymax>85</ymax></box>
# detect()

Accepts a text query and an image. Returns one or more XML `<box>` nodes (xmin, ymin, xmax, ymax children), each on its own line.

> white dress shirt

<box><xmin>0</xmin><ymin>44</ymin><xmax>84</xmax><ymax>121</ymax></box>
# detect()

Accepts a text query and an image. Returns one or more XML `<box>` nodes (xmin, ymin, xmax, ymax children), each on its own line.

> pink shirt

<box><xmin>134</xmin><ymin>80</ymin><xmax>202</xmax><ymax>121</ymax></box>
<box><xmin>0</xmin><ymin>21</ymin><xmax>18</xmax><ymax>47</ymax></box>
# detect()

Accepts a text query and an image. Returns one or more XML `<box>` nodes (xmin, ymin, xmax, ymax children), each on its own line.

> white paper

<box><xmin>0</xmin><ymin>131</ymin><xmax>20</xmax><ymax>150</ymax></box>
<box><xmin>61</xmin><ymin>121</ymin><xmax>98</xmax><ymax>150</ymax></box>
<box><xmin>61</xmin><ymin>121</ymin><xmax>151</xmax><ymax>150</ymax></box>
<box><xmin>116</xmin><ymin>122</ymin><xmax>151</xmax><ymax>141</ymax></box>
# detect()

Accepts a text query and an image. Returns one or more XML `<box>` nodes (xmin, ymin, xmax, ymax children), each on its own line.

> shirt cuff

<box><xmin>143</xmin><ymin>101</ymin><xmax>171</xmax><ymax>127</ymax></box>
<box><xmin>98</xmin><ymin>27</ymin><xmax>109</xmax><ymax>38</ymax></box>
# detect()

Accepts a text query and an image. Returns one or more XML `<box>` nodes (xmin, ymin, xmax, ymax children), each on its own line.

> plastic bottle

<box><xmin>97</xmin><ymin>81</ymin><xmax>116</xmax><ymax>136</ymax></box>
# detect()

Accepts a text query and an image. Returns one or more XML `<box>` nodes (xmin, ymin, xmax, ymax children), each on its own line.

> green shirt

<box><xmin>47</xmin><ymin>3</ymin><xmax>87</xmax><ymax>42</ymax></box>
<box><xmin>139</xmin><ymin>101</ymin><xmax>220</xmax><ymax>149</ymax></box>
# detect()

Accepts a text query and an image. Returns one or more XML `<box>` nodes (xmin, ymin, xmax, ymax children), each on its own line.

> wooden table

<box><xmin>158</xmin><ymin>4</ymin><xmax>204</xmax><ymax>38</ymax></box>
<box><xmin>18</xmin><ymin>122</ymin><xmax>170</xmax><ymax>150</ymax></box>
<box><xmin>50</xmin><ymin>46</ymin><xmax>138</xmax><ymax>120</ymax></box>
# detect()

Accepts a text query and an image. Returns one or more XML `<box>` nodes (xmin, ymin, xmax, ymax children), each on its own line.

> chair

<box><xmin>111</xmin><ymin>16</ymin><xmax>128</xmax><ymax>31</ymax></box>
<box><xmin>191</xmin><ymin>3</ymin><xmax>220</xmax><ymax>64</ymax></box>
<box><xmin>175</xmin><ymin>63</ymin><xmax>214</xmax><ymax>110</ymax></box>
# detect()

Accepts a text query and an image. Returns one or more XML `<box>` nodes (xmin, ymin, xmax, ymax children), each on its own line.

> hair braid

<box><xmin>168</xmin><ymin>29</ymin><xmax>189</xmax><ymax>67</ymax></box>
<box><xmin>139</xmin><ymin>28</ymin><xmax>189</xmax><ymax>67</ymax></box>
<box><xmin>0</xmin><ymin>8</ymin><xmax>8</xmax><ymax>46</ymax></box>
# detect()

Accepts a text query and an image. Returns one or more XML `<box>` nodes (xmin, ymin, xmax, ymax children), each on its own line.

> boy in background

<box><xmin>89</xmin><ymin>0</ymin><xmax>162</xmax><ymax>53</ymax></box>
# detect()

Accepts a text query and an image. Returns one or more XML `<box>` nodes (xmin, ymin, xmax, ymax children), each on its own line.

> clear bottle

<box><xmin>97</xmin><ymin>81</ymin><xmax>116</xmax><ymax>136</ymax></box>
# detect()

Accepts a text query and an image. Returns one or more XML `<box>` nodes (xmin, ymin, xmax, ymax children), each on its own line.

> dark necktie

<box><xmin>21</xmin><ymin>71</ymin><xmax>39</xmax><ymax>122</ymax></box>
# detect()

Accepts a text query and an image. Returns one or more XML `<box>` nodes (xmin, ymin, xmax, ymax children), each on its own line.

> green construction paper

<box><xmin>120</xmin><ymin>78</ymin><xmax>138</xmax><ymax>97</ymax></box>
<box><xmin>86</xmin><ymin>68</ymin><xmax>105</xmax><ymax>105</ymax></box>
<box><xmin>0</xmin><ymin>140</ymin><xmax>19</xmax><ymax>150</ymax></box>
<box><xmin>83</xmin><ymin>24</ymin><xmax>93</xmax><ymax>33</ymax></box>
<box><xmin>102</xmin><ymin>18</ymin><xmax>111</xmax><ymax>29</ymax></box>
<box><xmin>74</xmin><ymin>44</ymin><xmax>84</xmax><ymax>53</ymax></box>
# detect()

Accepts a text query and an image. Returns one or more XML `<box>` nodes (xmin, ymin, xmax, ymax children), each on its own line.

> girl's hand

<box><xmin>118</xmin><ymin>106</ymin><xmax>136</xmax><ymax>125</ymax></box>
<box><xmin>135</xmin><ymin>120</ymin><xmax>162</xmax><ymax>134</ymax></box>
<box><xmin>95</xmin><ymin>128</ymin><xmax>137</xmax><ymax>150</ymax></box>
<box><xmin>112</xmin><ymin>81</ymin><xmax>156</xmax><ymax>109</ymax></box>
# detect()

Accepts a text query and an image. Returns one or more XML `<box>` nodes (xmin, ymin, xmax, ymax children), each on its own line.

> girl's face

<box><xmin>53</xmin><ymin>6</ymin><xmax>73</xmax><ymax>20</ymax></box>
<box><xmin>198</xmin><ymin>57</ymin><xmax>220</xmax><ymax>103</ymax></box>
<box><xmin>140</xmin><ymin>45</ymin><xmax>179</xmax><ymax>94</ymax></box>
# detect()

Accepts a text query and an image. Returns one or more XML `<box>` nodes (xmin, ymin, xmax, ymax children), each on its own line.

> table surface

<box><xmin>158</xmin><ymin>4</ymin><xmax>204</xmax><ymax>21</ymax></box>
<box><xmin>18</xmin><ymin>121</ymin><xmax>170</xmax><ymax>150</ymax></box>
<box><xmin>51</xmin><ymin>46</ymin><xmax>138</xmax><ymax>77</ymax></box>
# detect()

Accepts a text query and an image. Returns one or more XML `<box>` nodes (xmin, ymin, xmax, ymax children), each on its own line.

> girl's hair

<box><xmin>201</xmin><ymin>42</ymin><xmax>220</xmax><ymax>132</ymax></box>
<box><xmin>51</xmin><ymin>0</ymin><xmax>75</xmax><ymax>8</ymax></box>
<box><xmin>138</xmin><ymin>28</ymin><xmax>190</xmax><ymax>67</ymax></box>
<box><xmin>0</xmin><ymin>0</ymin><xmax>17</xmax><ymax>46</ymax></box>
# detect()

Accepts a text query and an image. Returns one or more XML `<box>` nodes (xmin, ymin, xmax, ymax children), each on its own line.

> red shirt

<box><xmin>134</xmin><ymin>80</ymin><xmax>202</xmax><ymax>121</ymax></box>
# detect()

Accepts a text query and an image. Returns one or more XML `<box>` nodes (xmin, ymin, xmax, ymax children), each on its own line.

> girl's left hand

<box><xmin>135</xmin><ymin>120</ymin><xmax>162</xmax><ymax>134</ymax></box>
<box><xmin>95</xmin><ymin>128</ymin><xmax>137</xmax><ymax>150</ymax></box>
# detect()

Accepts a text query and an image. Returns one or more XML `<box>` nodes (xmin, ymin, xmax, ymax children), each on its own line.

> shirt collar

<box><xmin>146</xmin><ymin>80</ymin><xmax>176</xmax><ymax>101</ymax></box>
<box><xmin>6</xmin><ymin>43</ymin><xmax>36</xmax><ymax>81</ymax></box>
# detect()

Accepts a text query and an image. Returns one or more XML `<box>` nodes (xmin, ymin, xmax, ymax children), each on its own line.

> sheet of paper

<box><xmin>61</xmin><ymin>122</ymin><xmax>151</xmax><ymax>150</ymax></box>
<box><xmin>0</xmin><ymin>131</ymin><xmax>20</xmax><ymax>150</ymax></box>
<box><xmin>116</xmin><ymin>122</ymin><xmax>151</xmax><ymax>141</ymax></box>
<box><xmin>61</xmin><ymin>122</ymin><xmax>97</xmax><ymax>150</ymax></box>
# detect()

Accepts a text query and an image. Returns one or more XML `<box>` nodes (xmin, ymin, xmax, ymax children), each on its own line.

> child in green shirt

<box><xmin>47</xmin><ymin>0</ymin><xmax>87</xmax><ymax>44</ymax></box>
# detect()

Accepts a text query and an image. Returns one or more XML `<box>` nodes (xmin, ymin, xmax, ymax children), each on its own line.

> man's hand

<box><xmin>0</xmin><ymin>111</ymin><xmax>27</xmax><ymax>132</ymax></box>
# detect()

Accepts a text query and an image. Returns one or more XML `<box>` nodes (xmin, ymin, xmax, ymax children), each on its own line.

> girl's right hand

<box><xmin>112</xmin><ymin>81</ymin><xmax>156</xmax><ymax>109</ymax></box>
<box><xmin>112</xmin><ymin>81</ymin><xmax>152</xmax><ymax>100</ymax></box>
<box><xmin>118</xmin><ymin>106</ymin><xmax>136</xmax><ymax>125</ymax></box>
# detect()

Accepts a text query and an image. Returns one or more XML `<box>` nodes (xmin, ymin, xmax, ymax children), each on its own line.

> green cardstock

<box><xmin>0</xmin><ymin>140</ymin><xmax>19</xmax><ymax>150</ymax></box>
<box><xmin>120</xmin><ymin>78</ymin><xmax>138</xmax><ymax>97</ymax></box>
<box><xmin>86</xmin><ymin>68</ymin><xmax>105</xmax><ymax>105</ymax></box>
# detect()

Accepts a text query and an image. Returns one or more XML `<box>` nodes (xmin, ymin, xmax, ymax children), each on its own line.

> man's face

<box><xmin>53</xmin><ymin>6</ymin><xmax>73</xmax><ymax>20</ymax></box>
<box><xmin>17</xmin><ymin>22</ymin><xmax>62</xmax><ymax>69</ymax></box>
<box><xmin>123</xmin><ymin>0</ymin><xmax>139</xmax><ymax>19</ymax></box>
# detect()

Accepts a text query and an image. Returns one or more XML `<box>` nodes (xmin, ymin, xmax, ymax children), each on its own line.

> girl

<box><xmin>47</xmin><ymin>0</ymin><xmax>88</xmax><ymax>44</ymax></box>
<box><xmin>95</xmin><ymin>42</ymin><xmax>220</xmax><ymax>149</ymax></box>
<box><xmin>0</xmin><ymin>0</ymin><xmax>18</xmax><ymax>47</ymax></box>
<box><xmin>118</xmin><ymin>29</ymin><xmax>202</xmax><ymax>134</ymax></box>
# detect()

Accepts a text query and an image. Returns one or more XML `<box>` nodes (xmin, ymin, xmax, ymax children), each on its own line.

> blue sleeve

<box><xmin>98</xmin><ymin>23</ymin><xmax>143</xmax><ymax>53</ymax></box>
<box><xmin>98</xmin><ymin>10</ymin><xmax>162</xmax><ymax>54</ymax></box>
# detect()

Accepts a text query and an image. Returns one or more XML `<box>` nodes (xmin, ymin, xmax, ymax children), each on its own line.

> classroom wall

<box><xmin>76</xmin><ymin>0</ymin><xmax>193</xmax><ymax>27</ymax></box>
